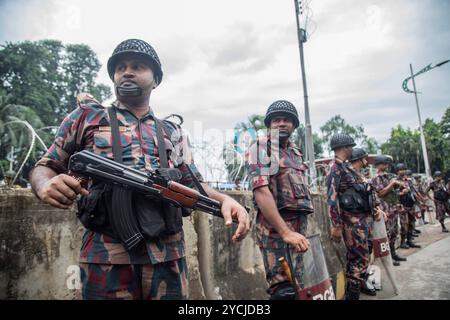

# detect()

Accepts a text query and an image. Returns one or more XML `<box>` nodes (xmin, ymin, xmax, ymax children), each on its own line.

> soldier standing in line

<box><xmin>246</xmin><ymin>100</ymin><xmax>313</xmax><ymax>300</ymax></box>
<box><xmin>348</xmin><ymin>148</ymin><xmax>385</xmax><ymax>296</ymax></box>
<box><xmin>413</xmin><ymin>175</ymin><xmax>429</xmax><ymax>225</ymax></box>
<box><xmin>425</xmin><ymin>171</ymin><xmax>449</xmax><ymax>233</ymax></box>
<box><xmin>371</xmin><ymin>156</ymin><xmax>406</xmax><ymax>266</ymax></box>
<box><xmin>396</xmin><ymin>164</ymin><xmax>421</xmax><ymax>249</ymax></box>
<box><xmin>326</xmin><ymin>134</ymin><xmax>376</xmax><ymax>300</ymax></box>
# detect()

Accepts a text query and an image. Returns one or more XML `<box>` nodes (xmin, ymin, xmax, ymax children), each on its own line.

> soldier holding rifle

<box><xmin>30</xmin><ymin>39</ymin><xmax>250</xmax><ymax>300</ymax></box>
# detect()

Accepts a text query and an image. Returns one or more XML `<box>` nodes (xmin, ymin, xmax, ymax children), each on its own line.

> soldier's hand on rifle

<box><xmin>281</xmin><ymin>230</ymin><xmax>309</xmax><ymax>253</ymax></box>
<box><xmin>330</xmin><ymin>226</ymin><xmax>343</xmax><ymax>243</ymax></box>
<box><xmin>37</xmin><ymin>174</ymin><xmax>89</xmax><ymax>209</ymax></box>
<box><xmin>220</xmin><ymin>197</ymin><xmax>251</xmax><ymax>242</ymax></box>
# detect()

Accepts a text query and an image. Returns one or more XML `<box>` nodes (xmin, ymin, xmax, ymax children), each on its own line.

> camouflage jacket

<box><xmin>372</xmin><ymin>172</ymin><xmax>398</xmax><ymax>212</ymax></box>
<box><xmin>36</xmin><ymin>93</ymin><xmax>203</xmax><ymax>265</ymax></box>
<box><xmin>326</xmin><ymin>158</ymin><xmax>369</xmax><ymax>227</ymax></box>
<box><xmin>246</xmin><ymin>136</ymin><xmax>313</xmax><ymax>217</ymax></box>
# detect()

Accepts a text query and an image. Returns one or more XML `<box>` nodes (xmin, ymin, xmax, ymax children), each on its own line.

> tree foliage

<box><xmin>319</xmin><ymin>115</ymin><xmax>379</xmax><ymax>155</ymax></box>
<box><xmin>381</xmin><ymin>109</ymin><xmax>450</xmax><ymax>176</ymax></box>
<box><xmin>0</xmin><ymin>39</ymin><xmax>111</xmax><ymax>125</ymax></box>
<box><xmin>0</xmin><ymin>40</ymin><xmax>112</xmax><ymax>181</ymax></box>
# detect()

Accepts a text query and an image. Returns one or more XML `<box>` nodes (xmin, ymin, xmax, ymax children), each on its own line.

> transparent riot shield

<box><xmin>370</xmin><ymin>217</ymin><xmax>399</xmax><ymax>298</ymax></box>
<box><xmin>288</xmin><ymin>233</ymin><xmax>335</xmax><ymax>300</ymax></box>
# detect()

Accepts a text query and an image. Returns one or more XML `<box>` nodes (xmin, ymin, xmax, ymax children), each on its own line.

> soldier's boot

<box><xmin>345</xmin><ymin>283</ymin><xmax>360</xmax><ymax>300</ymax></box>
<box><xmin>406</xmin><ymin>235</ymin><xmax>421</xmax><ymax>248</ymax></box>
<box><xmin>391</xmin><ymin>244</ymin><xmax>407</xmax><ymax>262</ymax></box>
<box><xmin>441</xmin><ymin>223</ymin><xmax>449</xmax><ymax>233</ymax></box>
<box><xmin>400</xmin><ymin>237</ymin><xmax>410</xmax><ymax>249</ymax></box>
<box><xmin>413</xmin><ymin>229</ymin><xmax>421</xmax><ymax>234</ymax></box>
<box><xmin>360</xmin><ymin>279</ymin><xmax>377</xmax><ymax>296</ymax></box>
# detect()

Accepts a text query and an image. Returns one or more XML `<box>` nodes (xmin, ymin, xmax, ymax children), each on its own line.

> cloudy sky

<box><xmin>1</xmin><ymin>0</ymin><xmax>449</xmax><ymax>151</ymax></box>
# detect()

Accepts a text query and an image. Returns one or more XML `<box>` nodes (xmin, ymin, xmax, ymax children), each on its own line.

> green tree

<box><xmin>381</xmin><ymin>125</ymin><xmax>422</xmax><ymax>173</ymax></box>
<box><xmin>320</xmin><ymin>115</ymin><xmax>379</xmax><ymax>155</ymax></box>
<box><xmin>0</xmin><ymin>40</ymin><xmax>111</xmax><ymax>125</ymax></box>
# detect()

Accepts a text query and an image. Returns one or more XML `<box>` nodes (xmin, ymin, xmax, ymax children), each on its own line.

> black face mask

<box><xmin>116</xmin><ymin>83</ymin><xmax>142</xmax><ymax>97</ymax></box>
<box><xmin>279</xmin><ymin>131</ymin><xmax>291</xmax><ymax>139</ymax></box>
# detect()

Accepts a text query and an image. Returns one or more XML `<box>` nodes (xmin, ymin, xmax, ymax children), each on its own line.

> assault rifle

<box><xmin>68</xmin><ymin>150</ymin><xmax>225</xmax><ymax>219</ymax></box>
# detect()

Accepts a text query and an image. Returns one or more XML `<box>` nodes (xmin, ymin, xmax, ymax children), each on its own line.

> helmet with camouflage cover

<box><xmin>264</xmin><ymin>100</ymin><xmax>300</xmax><ymax>128</ymax></box>
<box><xmin>433</xmin><ymin>171</ymin><xmax>443</xmax><ymax>178</ymax></box>
<box><xmin>395</xmin><ymin>163</ymin><xmax>407</xmax><ymax>173</ymax></box>
<box><xmin>329</xmin><ymin>133</ymin><xmax>356</xmax><ymax>151</ymax></box>
<box><xmin>374</xmin><ymin>155</ymin><xmax>392</xmax><ymax>166</ymax></box>
<box><xmin>349</xmin><ymin>148</ymin><xmax>368</xmax><ymax>162</ymax></box>
<box><xmin>107</xmin><ymin>39</ymin><xmax>163</xmax><ymax>86</ymax></box>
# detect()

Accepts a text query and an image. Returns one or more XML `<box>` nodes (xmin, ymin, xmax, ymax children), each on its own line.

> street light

<box><xmin>402</xmin><ymin>59</ymin><xmax>450</xmax><ymax>177</ymax></box>
<box><xmin>294</xmin><ymin>0</ymin><xmax>317</xmax><ymax>190</ymax></box>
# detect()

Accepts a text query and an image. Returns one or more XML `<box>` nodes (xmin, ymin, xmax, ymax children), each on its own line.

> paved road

<box><xmin>361</xmin><ymin>219</ymin><xmax>450</xmax><ymax>300</ymax></box>
<box><xmin>389</xmin><ymin>233</ymin><xmax>450</xmax><ymax>300</ymax></box>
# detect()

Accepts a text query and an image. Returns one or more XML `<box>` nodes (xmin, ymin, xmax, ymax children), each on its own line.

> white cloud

<box><xmin>1</xmin><ymin>0</ymin><xmax>449</xmax><ymax>150</ymax></box>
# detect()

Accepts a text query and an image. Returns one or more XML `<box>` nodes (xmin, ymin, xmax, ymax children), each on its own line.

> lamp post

<box><xmin>402</xmin><ymin>59</ymin><xmax>450</xmax><ymax>177</ymax></box>
<box><xmin>294</xmin><ymin>0</ymin><xmax>317</xmax><ymax>189</ymax></box>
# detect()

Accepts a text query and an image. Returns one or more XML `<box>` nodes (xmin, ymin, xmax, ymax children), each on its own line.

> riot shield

<box><xmin>370</xmin><ymin>217</ymin><xmax>399</xmax><ymax>298</ymax></box>
<box><xmin>288</xmin><ymin>233</ymin><xmax>335</xmax><ymax>300</ymax></box>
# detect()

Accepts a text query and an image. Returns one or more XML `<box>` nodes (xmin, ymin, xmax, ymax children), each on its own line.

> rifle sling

<box><xmin>155</xmin><ymin>118</ymin><xmax>208</xmax><ymax>197</ymax></box>
<box><xmin>107</xmin><ymin>106</ymin><xmax>123</xmax><ymax>164</ymax></box>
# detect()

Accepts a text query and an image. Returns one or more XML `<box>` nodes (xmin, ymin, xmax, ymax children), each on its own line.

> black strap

<box><xmin>107</xmin><ymin>106</ymin><xmax>123</xmax><ymax>163</ymax></box>
<box><xmin>155</xmin><ymin>118</ymin><xmax>208</xmax><ymax>197</ymax></box>
<box><xmin>154</xmin><ymin>118</ymin><xmax>169</xmax><ymax>168</ymax></box>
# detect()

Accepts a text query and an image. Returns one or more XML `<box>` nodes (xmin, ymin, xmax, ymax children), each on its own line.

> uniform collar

<box><xmin>112</xmin><ymin>100</ymin><xmax>155</xmax><ymax>120</ymax></box>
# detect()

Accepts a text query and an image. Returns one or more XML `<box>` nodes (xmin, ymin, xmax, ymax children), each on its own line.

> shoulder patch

<box><xmin>76</xmin><ymin>92</ymin><xmax>104</xmax><ymax>110</ymax></box>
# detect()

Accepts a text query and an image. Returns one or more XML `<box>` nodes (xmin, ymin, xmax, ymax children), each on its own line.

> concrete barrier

<box><xmin>0</xmin><ymin>188</ymin><xmax>345</xmax><ymax>299</ymax></box>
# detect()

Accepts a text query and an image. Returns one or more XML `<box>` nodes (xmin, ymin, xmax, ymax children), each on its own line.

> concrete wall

<box><xmin>0</xmin><ymin>188</ymin><xmax>345</xmax><ymax>300</ymax></box>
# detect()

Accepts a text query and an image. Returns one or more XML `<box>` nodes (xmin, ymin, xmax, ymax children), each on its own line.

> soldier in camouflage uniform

<box><xmin>371</xmin><ymin>155</ymin><xmax>406</xmax><ymax>266</ymax></box>
<box><xmin>246</xmin><ymin>100</ymin><xmax>313</xmax><ymax>300</ymax></box>
<box><xmin>348</xmin><ymin>148</ymin><xmax>384</xmax><ymax>296</ymax></box>
<box><xmin>30</xmin><ymin>39</ymin><xmax>250</xmax><ymax>300</ymax></box>
<box><xmin>395</xmin><ymin>164</ymin><xmax>421</xmax><ymax>249</ymax></box>
<box><xmin>426</xmin><ymin>171</ymin><xmax>449</xmax><ymax>233</ymax></box>
<box><xmin>326</xmin><ymin>134</ymin><xmax>375</xmax><ymax>300</ymax></box>
<box><xmin>413</xmin><ymin>175</ymin><xmax>429</xmax><ymax>225</ymax></box>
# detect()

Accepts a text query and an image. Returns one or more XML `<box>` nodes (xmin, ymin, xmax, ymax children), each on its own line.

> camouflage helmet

<box><xmin>264</xmin><ymin>100</ymin><xmax>299</xmax><ymax>128</ymax></box>
<box><xmin>349</xmin><ymin>148</ymin><xmax>368</xmax><ymax>162</ymax></box>
<box><xmin>433</xmin><ymin>171</ymin><xmax>443</xmax><ymax>178</ymax></box>
<box><xmin>4</xmin><ymin>170</ymin><xmax>16</xmax><ymax>178</ymax></box>
<box><xmin>329</xmin><ymin>133</ymin><xmax>356</xmax><ymax>151</ymax></box>
<box><xmin>406</xmin><ymin>169</ymin><xmax>412</xmax><ymax>176</ymax></box>
<box><xmin>107</xmin><ymin>39</ymin><xmax>163</xmax><ymax>85</ymax></box>
<box><xmin>395</xmin><ymin>163</ymin><xmax>407</xmax><ymax>173</ymax></box>
<box><xmin>374</xmin><ymin>155</ymin><xmax>392</xmax><ymax>166</ymax></box>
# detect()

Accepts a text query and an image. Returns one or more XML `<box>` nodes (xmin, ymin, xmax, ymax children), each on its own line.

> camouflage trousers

<box><xmin>342</xmin><ymin>212</ymin><xmax>371</xmax><ymax>288</ymax></box>
<box><xmin>80</xmin><ymin>258</ymin><xmax>188</xmax><ymax>300</ymax></box>
<box><xmin>399</xmin><ymin>207</ymin><xmax>410</xmax><ymax>239</ymax></box>
<box><xmin>434</xmin><ymin>200</ymin><xmax>447</xmax><ymax>223</ymax></box>
<box><xmin>385</xmin><ymin>207</ymin><xmax>399</xmax><ymax>246</ymax></box>
<box><xmin>255</xmin><ymin>212</ymin><xmax>308</xmax><ymax>292</ymax></box>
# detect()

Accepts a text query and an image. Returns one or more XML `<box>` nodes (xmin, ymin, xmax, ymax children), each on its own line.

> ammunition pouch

<box><xmin>434</xmin><ymin>190</ymin><xmax>449</xmax><ymax>202</ymax></box>
<box><xmin>339</xmin><ymin>184</ymin><xmax>371</xmax><ymax>213</ymax></box>
<box><xmin>76</xmin><ymin>183</ymin><xmax>115</xmax><ymax>237</ymax></box>
<box><xmin>134</xmin><ymin>194</ymin><xmax>184</xmax><ymax>239</ymax></box>
<box><xmin>399</xmin><ymin>192</ymin><xmax>415</xmax><ymax>208</ymax></box>
<box><xmin>268</xmin><ymin>281</ymin><xmax>297</xmax><ymax>300</ymax></box>
<box><xmin>77</xmin><ymin>169</ymin><xmax>187</xmax><ymax>244</ymax></box>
